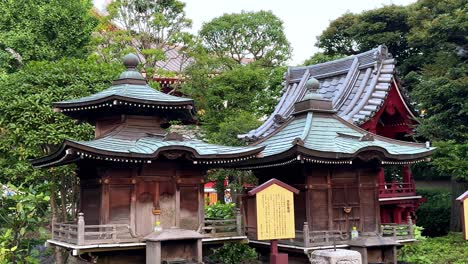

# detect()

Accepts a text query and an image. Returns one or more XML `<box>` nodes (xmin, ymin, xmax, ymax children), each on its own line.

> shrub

<box><xmin>206</xmin><ymin>242</ymin><xmax>259</xmax><ymax>264</ymax></box>
<box><xmin>205</xmin><ymin>202</ymin><xmax>235</xmax><ymax>219</ymax></box>
<box><xmin>416</xmin><ymin>189</ymin><xmax>451</xmax><ymax>237</ymax></box>
<box><xmin>398</xmin><ymin>233</ymin><xmax>467</xmax><ymax>264</ymax></box>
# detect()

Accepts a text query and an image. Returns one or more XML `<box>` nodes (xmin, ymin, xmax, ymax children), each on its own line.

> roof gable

<box><xmin>240</xmin><ymin>45</ymin><xmax>402</xmax><ymax>141</ymax></box>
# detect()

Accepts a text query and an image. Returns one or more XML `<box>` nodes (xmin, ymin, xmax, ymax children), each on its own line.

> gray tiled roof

<box><xmin>241</xmin><ymin>45</ymin><xmax>402</xmax><ymax>140</ymax></box>
<box><xmin>256</xmin><ymin>111</ymin><xmax>433</xmax><ymax>159</ymax></box>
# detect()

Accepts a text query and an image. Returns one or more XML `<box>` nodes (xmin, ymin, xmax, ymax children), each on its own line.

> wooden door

<box><xmin>331</xmin><ymin>169</ymin><xmax>360</xmax><ymax>233</ymax></box>
<box><xmin>136</xmin><ymin>181</ymin><xmax>157</xmax><ymax>236</ymax></box>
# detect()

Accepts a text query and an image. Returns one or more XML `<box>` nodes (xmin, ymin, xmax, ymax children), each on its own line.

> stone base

<box><xmin>308</xmin><ymin>249</ymin><xmax>362</xmax><ymax>264</ymax></box>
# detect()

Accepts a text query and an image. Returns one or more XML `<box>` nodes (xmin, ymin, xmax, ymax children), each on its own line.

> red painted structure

<box><xmin>361</xmin><ymin>81</ymin><xmax>423</xmax><ymax>224</ymax></box>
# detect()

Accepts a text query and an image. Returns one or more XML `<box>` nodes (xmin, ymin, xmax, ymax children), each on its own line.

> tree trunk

<box><xmin>59</xmin><ymin>175</ymin><xmax>67</xmax><ymax>222</ymax></box>
<box><xmin>450</xmin><ymin>178</ymin><xmax>468</xmax><ymax>232</ymax></box>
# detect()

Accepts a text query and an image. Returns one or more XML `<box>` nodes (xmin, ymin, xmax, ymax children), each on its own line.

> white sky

<box><xmin>94</xmin><ymin>0</ymin><xmax>416</xmax><ymax>65</ymax></box>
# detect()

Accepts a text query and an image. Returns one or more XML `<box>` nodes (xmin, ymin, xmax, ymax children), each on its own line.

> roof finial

<box><xmin>303</xmin><ymin>77</ymin><xmax>322</xmax><ymax>100</ymax></box>
<box><xmin>123</xmin><ymin>53</ymin><xmax>139</xmax><ymax>70</ymax></box>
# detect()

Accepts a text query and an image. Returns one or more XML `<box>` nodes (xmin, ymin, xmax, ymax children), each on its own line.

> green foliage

<box><xmin>0</xmin><ymin>184</ymin><xmax>50</xmax><ymax>263</ymax></box>
<box><xmin>206</xmin><ymin>242</ymin><xmax>259</xmax><ymax>264</ymax></box>
<box><xmin>205</xmin><ymin>202</ymin><xmax>235</xmax><ymax>219</ymax></box>
<box><xmin>0</xmin><ymin>58</ymin><xmax>122</xmax><ymax>262</ymax></box>
<box><xmin>398</xmin><ymin>233</ymin><xmax>468</xmax><ymax>264</ymax></box>
<box><xmin>183</xmin><ymin>62</ymin><xmax>284</xmax><ymax>146</ymax></box>
<box><xmin>0</xmin><ymin>0</ymin><xmax>97</xmax><ymax>72</ymax></box>
<box><xmin>416</xmin><ymin>189</ymin><xmax>451</xmax><ymax>237</ymax></box>
<box><xmin>200</xmin><ymin>11</ymin><xmax>291</xmax><ymax>67</ymax></box>
<box><xmin>315</xmin><ymin>0</ymin><xmax>468</xmax><ymax>182</ymax></box>
<box><xmin>0</xmin><ymin>58</ymin><xmax>122</xmax><ymax>184</ymax></box>
<box><xmin>100</xmin><ymin>0</ymin><xmax>193</xmax><ymax>77</ymax></box>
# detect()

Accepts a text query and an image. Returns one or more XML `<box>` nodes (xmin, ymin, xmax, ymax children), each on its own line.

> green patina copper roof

<box><xmin>31</xmin><ymin>133</ymin><xmax>264</xmax><ymax>168</ymax></box>
<box><xmin>69</xmin><ymin>136</ymin><xmax>262</xmax><ymax>157</ymax></box>
<box><xmin>256</xmin><ymin>112</ymin><xmax>434</xmax><ymax>159</ymax></box>
<box><xmin>243</xmin><ymin>90</ymin><xmax>435</xmax><ymax>164</ymax></box>
<box><xmin>54</xmin><ymin>83</ymin><xmax>193</xmax><ymax>106</ymax></box>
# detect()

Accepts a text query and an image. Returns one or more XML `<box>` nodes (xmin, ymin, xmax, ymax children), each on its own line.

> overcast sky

<box><xmin>94</xmin><ymin>0</ymin><xmax>416</xmax><ymax>65</ymax></box>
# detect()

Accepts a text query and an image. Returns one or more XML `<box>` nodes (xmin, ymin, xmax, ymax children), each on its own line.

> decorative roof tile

<box><xmin>240</xmin><ymin>45</ymin><xmax>407</xmax><ymax>141</ymax></box>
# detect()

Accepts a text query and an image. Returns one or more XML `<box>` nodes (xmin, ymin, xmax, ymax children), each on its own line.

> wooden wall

<box><xmin>249</xmin><ymin>163</ymin><xmax>380</xmax><ymax>235</ymax></box>
<box><xmin>78</xmin><ymin>159</ymin><xmax>205</xmax><ymax>236</ymax></box>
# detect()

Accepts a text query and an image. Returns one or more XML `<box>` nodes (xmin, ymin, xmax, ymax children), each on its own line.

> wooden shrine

<box><xmin>231</xmin><ymin>79</ymin><xmax>433</xmax><ymax>263</ymax></box>
<box><xmin>32</xmin><ymin>54</ymin><xmax>263</xmax><ymax>263</ymax></box>
<box><xmin>241</xmin><ymin>45</ymin><xmax>427</xmax><ymax>225</ymax></box>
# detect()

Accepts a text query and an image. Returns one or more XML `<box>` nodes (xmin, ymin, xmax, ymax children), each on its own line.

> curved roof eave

<box><xmin>30</xmin><ymin>139</ymin><xmax>265</xmax><ymax>169</ymax></box>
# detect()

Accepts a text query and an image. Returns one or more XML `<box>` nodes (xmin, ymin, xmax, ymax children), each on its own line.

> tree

<box><xmin>101</xmin><ymin>0</ymin><xmax>193</xmax><ymax>77</ymax></box>
<box><xmin>316</xmin><ymin>5</ymin><xmax>414</xmax><ymax>73</ymax></box>
<box><xmin>199</xmin><ymin>11</ymin><xmax>291</xmax><ymax>67</ymax></box>
<box><xmin>0</xmin><ymin>0</ymin><xmax>97</xmax><ymax>73</ymax></box>
<box><xmin>0</xmin><ymin>58</ymin><xmax>123</xmax><ymax>262</ymax></box>
<box><xmin>315</xmin><ymin>0</ymin><xmax>468</xmax><ymax>232</ymax></box>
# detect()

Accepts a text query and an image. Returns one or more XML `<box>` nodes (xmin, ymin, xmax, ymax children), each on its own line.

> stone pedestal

<box><xmin>144</xmin><ymin>228</ymin><xmax>204</xmax><ymax>264</ymax></box>
<box><xmin>348</xmin><ymin>237</ymin><xmax>399</xmax><ymax>264</ymax></box>
<box><xmin>309</xmin><ymin>249</ymin><xmax>362</xmax><ymax>264</ymax></box>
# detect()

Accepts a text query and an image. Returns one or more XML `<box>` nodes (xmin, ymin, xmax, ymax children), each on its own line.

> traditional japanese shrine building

<box><xmin>234</xmin><ymin>78</ymin><xmax>433</xmax><ymax>263</ymax></box>
<box><xmin>32</xmin><ymin>54</ymin><xmax>262</xmax><ymax>263</ymax></box>
<box><xmin>240</xmin><ymin>45</ymin><xmax>425</xmax><ymax>225</ymax></box>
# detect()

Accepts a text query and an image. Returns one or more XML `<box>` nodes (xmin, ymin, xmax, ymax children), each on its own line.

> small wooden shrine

<box><xmin>231</xmin><ymin>78</ymin><xmax>433</xmax><ymax>263</ymax></box>
<box><xmin>241</xmin><ymin>46</ymin><xmax>426</xmax><ymax>225</ymax></box>
<box><xmin>32</xmin><ymin>54</ymin><xmax>263</xmax><ymax>263</ymax></box>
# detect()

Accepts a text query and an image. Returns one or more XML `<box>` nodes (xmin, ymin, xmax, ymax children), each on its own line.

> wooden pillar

<box><xmin>303</xmin><ymin>222</ymin><xmax>310</xmax><ymax>248</ymax></box>
<box><xmin>198</xmin><ymin>182</ymin><xmax>204</xmax><ymax>230</ymax></box>
<box><xmin>402</xmin><ymin>165</ymin><xmax>411</xmax><ymax>184</ymax></box>
<box><xmin>77</xmin><ymin>212</ymin><xmax>85</xmax><ymax>245</ymax></box>
<box><xmin>394</xmin><ymin>207</ymin><xmax>402</xmax><ymax>224</ymax></box>
<box><xmin>197</xmin><ymin>239</ymin><xmax>203</xmax><ymax>263</ymax></box>
<box><xmin>378</xmin><ymin>167</ymin><xmax>385</xmax><ymax>187</ymax></box>
<box><xmin>175</xmin><ymin>185</ymin><xmax>180</xmax><ymax>228</ymax></box>
<box><xmin>236</xmin><ymin>208</ymin><xmax>242</xmax><ymax>235</ymax></box>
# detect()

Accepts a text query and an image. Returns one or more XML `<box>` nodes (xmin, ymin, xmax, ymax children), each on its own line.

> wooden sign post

<box><xmin>248</xmin><ymin>178</ymin><xmax>299</xmax><ymax>264</ymax></box>
<box><xmin>456</xmin><ymin>190</ymin><xmax>468</xmax><ymax>240</ymax></box>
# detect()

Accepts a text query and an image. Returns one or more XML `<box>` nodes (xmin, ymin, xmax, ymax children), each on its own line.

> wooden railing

<box><xmin>245</xmin><ymin>223</ymin><xmax>348</xmax><ymax>248</ymax></box>
<box><xmin>379</xmin><ymin>182</ymin><xmax>416</xmax><ymax>198</ymax></box>
<box><xmin>201</xmin><ymin>209</ymin><xmax>243</xmax><ymax>237</ymax></box>
<box><xmin>302</xmin><ymin>222</ymin><xmax>348</xmax><ymax>247</ymax></box>
<box><xmin>381</xmin><ymin>216</ymin><xmax>414</xmax><ymax>240</ymax></box>
<box><xmin>51</xmin><ymin>213</ymin><xmax>138</xmax><ymax>245</ymax></box>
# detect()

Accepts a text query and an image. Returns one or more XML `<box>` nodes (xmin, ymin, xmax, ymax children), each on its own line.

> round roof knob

<box><xmin>123</xmin><ymin>53</ymin><xmax>139</xmax><ymax>69</ymax></box>
<box><xmin>305</xmin><ymin>77</ymin><xmax>320</xmax><ymax>91</ymax></box>
<box><xmin>303</xmin><ymin>77</ymin><xmax>322</xmax><ymax>100</ymax></box>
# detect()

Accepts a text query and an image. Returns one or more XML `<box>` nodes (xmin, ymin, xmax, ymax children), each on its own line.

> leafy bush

<box><xmin>0</xmin><ymin>184</ymin><xmax>50</xmax><ymax>263</ymax></box>
<box><xmin>416</xmin><ymin>189</ymin><xmax>451</xmax><ymax>237</ymax></box>
<box><xmin>398</xmin><ymin>233</ymin><xmax>467</xmax><ymax>264</ymax></box>
<box><xmin>206</xmin><ymin>242</ymin><xmax>259</xmax><ymax>264</ymax></box>
<box><xmin>205</xmin><ymin>202</ymin><xmax>235</xmax><ymax>219</ymax></box>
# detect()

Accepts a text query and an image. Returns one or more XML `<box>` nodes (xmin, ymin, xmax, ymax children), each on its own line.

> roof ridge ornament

<box><xmin>113</xmin><ymin>53</ymin><xmax>147</xmax><ymax>85</ymax></box>
<box><xmin>302</xmin><ymin>77</ymin><xmax>321</xmax><ymax>101</ymax></box>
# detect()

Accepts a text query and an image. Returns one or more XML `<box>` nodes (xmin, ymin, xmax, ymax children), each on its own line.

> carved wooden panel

<box><xmin>109</xmin><ymin>185</ymin><xmax>132</xmax><ymax>224</ymax></box>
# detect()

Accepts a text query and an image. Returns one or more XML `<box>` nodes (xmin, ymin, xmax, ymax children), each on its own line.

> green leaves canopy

<box><xmin>200</xmin><ymin>11</ymin><xmax>291</xmax><ymax>67</ymax></box>
<box><xmin>314</xmin><ymin>0</ymin><xmax>468</xmax><ymax>181</ymax></box>
<box><xmin>0</xmin><ymin>59</ymin><xmax>122</xmax><ymax>184</ymax></box>
<box><xmin>0</xmin><ymin>0</ymin><xmax>97</xmax><ymax>73</ymax></box>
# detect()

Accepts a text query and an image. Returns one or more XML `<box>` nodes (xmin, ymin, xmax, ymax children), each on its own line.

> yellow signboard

<box><xmin>256</xmin><ymin>184</ymin><xmax>295</xmax><ymax>240</ymax></box>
